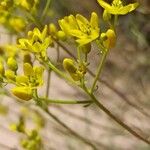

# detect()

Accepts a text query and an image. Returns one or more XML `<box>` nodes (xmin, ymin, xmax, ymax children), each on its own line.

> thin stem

<box><xmin>91</xmin><ymin>50</ymin><xmax>108</xmax><ymax>93</ymax></box>
<box><xmin>85</xmin><ymin>90</ymin><xmax>150</xmax><ymax>145</ymax></box>
<box><xmin>55</xmin><ymin>41</ymin><xmax>150</xmax><ymax>119</ymax></box>
<box><xmin>55</xmin><ymin>40</ymin><xmax>76</xmax><ymax>59</ymax></box>
<box><xmin>44</xmin><ymin>59</ymin><xmax>77</xmax><ymax>86</ymax></box>
<box><xmin>41</xmin><ymin>0</ymin><xmax>52</xmax><ymax>22</ymax></box>
<box><xmin>112</xmin><ymin>15</ymin><xmax>118</xmax><ymax>31</ymax></box>
<box><xmin>25</xmin><ymin>11</ymin><xmax>42</xmax><ymax>28</ymax></box>
<box><xmin>77</xmin><ymin>46</ymin><xmax>81</xmax><ymax>63</ymax></box>
<box><xmin>46</xmin><ymin>69</ymin><xmax>51</xmax><ymax>97</ymax></box>
<box><xmin>39</xmin><ymin>97</ymin><xmax>92</xmax><ymax>105</ymax></box>
<box><xmin>52</xmin><ymin>41</ymin><xmax>150</xmax><ymax>144</ymax></box>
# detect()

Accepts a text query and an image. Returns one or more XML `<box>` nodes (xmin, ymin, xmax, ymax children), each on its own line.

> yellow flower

<box><xmin>97</xmin><ymin>0</ymin><xmax>139</xmax><ymax>15</ymax></box>
<box><xmin>14</xmin><ymin>0</ymin><xmax>39</xmax><ymax>11</ymax></box>
<box><xmin>11</xmin><ymin>63</ymin><xmax>44</xmax><ymax>101</ymax></box>
<box><xmin>0</xmin><ymin>0</ymin><xmax>13</xmax><ymax>11</ymax></box>
<box><xmin>23</xmin><ymin>63</ymin><xmax>44</xmax><ymax>87</ymax></box>
<box><xmin>18</xmin><ymin>25</ymin><xmax>52</xmax><ymax>60</ymax></box>
<box><xmin>59</xmin><ymin>12</ymin><xmax>100</xmax><ymax>46</ymax></box>
<box><xmin>9</xmin><ymin>17</ymin><xmax>26</xmax><ymax>32</ymax></box>
<box><xmin>0</xmin><ymin>10</ymin><xmax>8</xmax><ymax>24</ymax></box>
<box><xmin>3</xmin><ymin>44</ymin><xmax>19</xmax><ymax>57</ymax></box>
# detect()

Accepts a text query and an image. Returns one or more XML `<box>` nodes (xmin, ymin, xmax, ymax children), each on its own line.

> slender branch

<box><xmin>100</xmin><ymin>79</ymin><xmax>150</xmax><ymax>118</ymax></box>
<box><xmin>56</xmin><ymin>41</ymin><xmax>150</xmax><ymax>118</ymax></box>
<box><xmin>85</xmin><ymin>90</ymin><xmax>150</xmax><ymax>145</ymax></box>
<box><xmin>25</xmin><ymin>11</ymin><xmax>42</xmax><ymax>28</ymax></box>
<box><xmin>39</xmin><ymin>97</ymin><xmax>92</xmax><ymax>105</ymax></box>
<box><xmin>91</xmin><ymin>50</ymin><xmax>107</xmax><ymax>93</ymax></box>
<box><xmin>46</xmin><ymin>69</ymin><xmax>51</xmax><ymax>97</ymax></box>
<box><xmin>43</xmin><ymin>59</ymin><xmax>77</xmax><ymax>86</ymax></box>
<box><xmin>41</xmin><ymin>0</ymin><xmax>52</xmax><ymax>22</ymax></box>
<box><xmin>77</xmin><ymin>46</ymin><xmax>82</xmax><ymax>63</ymax></box>
<box><xmin>55</xmin><ymin>40</ymin><xmax>76</xmax><ymax>59</ymax></box>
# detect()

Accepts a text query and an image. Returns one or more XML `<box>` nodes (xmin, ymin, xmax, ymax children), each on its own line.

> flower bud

<box><xmin>28</xmin><ymin>31</ymin><xmax>33</xmax><ymax>39</ymax></box>
<box><xmin>103</xmin><ymin>10</ymin><xmax>111</xmax><ymax>21</ymax></box>
<box><xmin>101</xmin><ymin>29</ymin><xmax>116</xmax><ymax>49</ymax></box>
<box><xmin>63</xmin><ymin>58</ymin><xmax>81</xmax><ymax>81</ymax></box>
<box><xmin>63</xmin><ymin>58</ymin><xmax>77</xmax><ymax>74</ymax></box>
<box><xmin>49</xmin><ymin>23</ymin><xmax>57</xmax><ymax>35</ymax></box>
<box><xmin>7</xmin><ymin>57</ymin><xmax>18</xmax><ymax>71</ymax></box>
<box><xmin>106</xmin><ymin>29</ymin><xmax>116</xmax><ymax>49</ymax></box>
<box><xmin>9</xmin><ymin>17</ymin><xmax>26</xmax><ymax>32</ymax></box>
<box><xmin>16</xmin><ymin>75</ymin><xmax>29</xmax><ymax>85</ymax></box>
<box><xmin>23</xmin><ymin>63</ymin><xmax>34</xmax><ymax>76</ymax></box>
<box><xmin>11</xmin><ymin>87</ymin><xmax>32</xmax><ymax>101</ymax></box>
<box><xmin>57</xmin><ymin>31</ymin><xmax>67</xmax><ymax>41</ymax></box>
<box><xmin>5</xmin><ymin>70</ymin><xmax>16</xmax><ymax>80</ymax></box>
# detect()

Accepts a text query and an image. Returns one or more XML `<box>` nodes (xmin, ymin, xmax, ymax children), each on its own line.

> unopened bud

<box><xmin>57</xmin><ymin>31</ymin><xmax>67</xmax><ymax>41</ymax></box>
<box><xmin>49</xmin><ymin>23</ymin><xmax>57</xmax><ymax>35</ymax></box>
<box><xmin>23</xmin><ymin>63</ymin><xmax>33</xmax><ymax>76</ymax></box>
<box><xmin>11</xmin><ymin>87</ymin><xmax>32</xmax><ymax>101</ymax></box>
<box><xmin>103</xmin><ymin>10</ymin><xmax>111</xmax><ymax>21</ymax></box>
<box><xmin>63</xmin><ymin>58</ymin><xmax>81</xmax><ymax>81</ymax></box>
<box><xmin>101</xmin><ymin>29</ymin><xmax>116</xmax><ymax>49</ymax></box>
<box><xmin>7</xmin><ymin>57</ymin><xmax>18</xmax><ymax>71</ymax></box>
<box><xmin>63</xmin><ymin>58</ymin><xmax>77</xmax><ymax>74</ymax></box>
<box><xmin>5</xmin><ymin>70</ymin><xmax>16</xmax><ymax>80</ymax></box>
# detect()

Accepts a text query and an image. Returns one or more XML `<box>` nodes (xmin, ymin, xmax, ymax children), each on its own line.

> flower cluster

<box><xmin>10</xmin><ymin>107</ymin><xmax>44</xmax><ymax>150</ymax></box>
<box><xmin>18</xmin><ymin>25</ymin><xmax>53</xmax><ymax>60</ymax></box>
<box><xmin>0</xmin><ymin>0</ymin><xmax>139</xmax><ymax>98</ymax></box>
<box><xmin>0</xmin><ymin>56</ymin><xmax>44</xmax><ymax>101</ymax></box>
<box><xmin>0</xmin><ymin>0</ymin><xmax>39</xmax><ymax>33</ymax></box>
<box><xmin>11</xmin><ymin>63</ymin><xmax>44</xmax><ymax>101</ymax></box>
<box><xmin>59</xmin><ymin>12</ymin><xmax>100</xmax><ymax>46</ymax></box>
<box><xmin>97</xmin><ymin>0</ymin><xmax>139</xmax><ymax>15</ymax></box>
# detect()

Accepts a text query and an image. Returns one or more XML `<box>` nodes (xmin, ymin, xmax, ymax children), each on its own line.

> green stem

<box><xmin>44</xmin><ymin>59</ymin><xmax>77</xmax><ymax>86</ymax></box>
<box><xmin>25</xmin><ymin>11</ymin><xmax>42</xmax><ymax>28</ymax></box>
<box><xmin>77</xmin><ymin>46</ymin><xmax>82</xmax><ymax>63</ymax></box>
<box><xmin>39</xmin><ymin>97</ymin><xmax>92</xmax><ymax>105</ymax></box>
<box><xmin>46</xmin><ymin>69</ymin><xmax>51</xmax><ymax>97</ymax></box>
<box><xmin>113</xmin><ymin>15</ymin><xmax>118</xmax><ymax>31</ymax></box>
<box><xmin>85</xmin><ymin>89</ymin><xmax>150</xmax><ymax>145</ymax></box>
<box><xmin>55</xmin><ymin>41</ymin><xmax>150</xmax><ymax>118</ymax></box>
<box><xmin>91</xmin><ymin>50</ymin><xmax>108</xmax><ymax>93</ymax></box>
<box><xmin>41</xmin><ymin>0</ymin><xmax>52</xmax><ymax>21</ymax></box>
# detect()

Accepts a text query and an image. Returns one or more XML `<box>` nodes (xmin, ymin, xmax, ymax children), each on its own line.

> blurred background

<box><xmin>0</xmin><ymin>0</ymin><xmax>150</xmax><ymax>149</ymax></box>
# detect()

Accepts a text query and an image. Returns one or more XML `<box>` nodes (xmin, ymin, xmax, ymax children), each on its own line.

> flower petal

<box><xmin>90</xmin><ymin>12</ymin><xmax>99</xmax><ymax>30</ymax></box>
<box><xmin>76</xmin><ymin>14</ymin><xmax>89</xmax><ymax>32</ymax></box>
<box><xmin>97</xmin><ymin>0</ymin><xmax>112</xmax><ymax>11</ymax></box>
